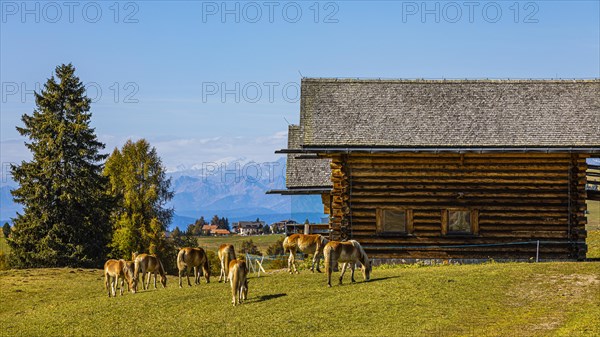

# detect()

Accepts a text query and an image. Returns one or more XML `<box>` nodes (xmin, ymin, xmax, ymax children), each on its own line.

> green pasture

<box><xmin>196</xmin><ymin>234</ymin><xmax>284</xmax><ymax>254</ymax></box>
<box><xmin>587</xmin><ymin>200</ymin><xmax>600</xmax><ymax>230</ymax></box>
<box><xmin>1</xmin><ymin>262</ymin><xmax>599</xmax><ymax>336</ymax></box>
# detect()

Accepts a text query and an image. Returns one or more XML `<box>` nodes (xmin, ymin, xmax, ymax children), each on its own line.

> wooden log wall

<box><xmin>326</xmin><ymin>153</ymin><xmax>589</xmax><ymax>260</ymax></box>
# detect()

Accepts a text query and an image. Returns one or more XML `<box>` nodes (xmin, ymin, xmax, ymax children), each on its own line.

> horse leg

<box><xmin>186</xmin><ymin>267</ymin><xmax>192</xmax><ymax>287</ymax></box>
<box><xmin>350</xmin><ymin>263</ymin><xmax>356</xmax><ymax>283</ymax></box>
<box><xmin>219</xmin><ymin>259</ymin><xmax>224</xmax><ymax>282</ymax></box>
<box><xmin>145</xmin><ymin>272</ymin><xmax>151</xmax><ymax>290</ymax></box>
<box><xmin>178</xmin><ymin>269</ymin><xmax>183</xmax><ymax>288</ymax></box>
<box><xmin>111</xmin><ymin>277</ymin><xmax>117</xmax><ymax>297</ymax></box>
<box><xmin>311</xmin><ymin>251</ymin><xmax>321</xmax><ymax>273</ymax></box>
<box><xmin>291</xmin><ymin>249</ymin><xmax>299</xmax><ymax>274</ymax></box>
<box><xmin>327</xmin><ymin>259</ymin><xmax>333</xmax><ymax>287</ymax></box>
<box><xmin>339</xmin><ymin>263</ymin><xmax>349</xmax><ymax>285</ymax></box>
<box><xmin>140</xmin><ymin>268</ymin><xmax>146</xmax><ymax>290</ymax></box>
<box><xmin>203</xmin><ymin>259</ymin><xmax>210</xmax><ymax>284</ymax></box>
<box><xmin>315</xmin><ymin>251</ymin><xmax>323</xmax><ymax>273</ymax></box>
<box><xmin>153</xmin><ymin>271</ymin><xmax>157</xmax><ymax>289</ymax></box>
<box><xmin>119</xmin><ymin>277</ymin><xmax>124</xmax><ymax>296</ymax></box>
<box><xmin>288</xmin><ymin>250</ymin><xmax>295</xmax><ymax>274</ymax></box>
<box><xmin>105</xmin><ymin>273</ymin><xmax>110</xmax><ymax>297</ymax></box>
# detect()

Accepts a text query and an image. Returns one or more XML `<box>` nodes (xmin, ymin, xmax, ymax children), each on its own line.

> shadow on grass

<box><xmin>334</xmin><ymin>275</ymin><xmax>402</xmax><ymax>286</ymax></box>
<box><xmin>367</xmin><ymin>275</ymin><xmax>402</xmax><ymax>283</ymax></box>
<box><xmin>248</xmin><ymin>293</ymin><xmax>287</xmax><ymax>303</ymax></box>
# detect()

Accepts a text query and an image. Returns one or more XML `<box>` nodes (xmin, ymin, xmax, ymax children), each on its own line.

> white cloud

<box><xmin>0</xmin><ymin>131</ymin><xmax>288</xmax><ymax>174</ymax></box>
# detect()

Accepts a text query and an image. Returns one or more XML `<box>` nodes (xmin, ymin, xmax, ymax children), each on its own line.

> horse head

<box><xmin>123</xmin><ymin>261</ymin><xmax>138</xmax><ymax>293</ymax></box>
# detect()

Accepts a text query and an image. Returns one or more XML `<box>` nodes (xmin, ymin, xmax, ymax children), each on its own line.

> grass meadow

<box><xmin>196</xmin><ymin>234</ymin><xmax>284</xmax><ymax>254</ymax></box>
<box><xmin>587</xmin><ymin>200</ymin><xmax>600</xmax><ymax>230</ymax></box>
<box><xmin>0</xmin><ymin>204</ymin><xmax>598</xmax><ymax>336</ymax></box>
<box><xmin>1</xmin><ymin>262</ymin><xmax>599</xmax><ymax>336</ymax></box>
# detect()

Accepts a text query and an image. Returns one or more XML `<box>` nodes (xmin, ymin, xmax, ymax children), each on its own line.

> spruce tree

<box><xmin>104</xmin><ymin>139</ymin><xmax>173</xmax><ymax>258</ymax></box>
<box><xmin>2</xmin><ymin>223</ymin><xmax>10</xmax><ymax>238</ymax></box>
<box><xmin>9</xmin><ymin>64</ymin><xmax>111</xmax><ymax>268</ymax></box>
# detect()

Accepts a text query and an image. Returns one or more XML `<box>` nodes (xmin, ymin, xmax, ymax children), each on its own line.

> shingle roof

<box><xmin>286</xmin><ymin>125</ymin><xmax>332</xmax><ymax>188</ymax></box>
<box><xmin>300</xmin><ymin>79</ymin><xmax>600</xmax><ymax>147</ymax></box>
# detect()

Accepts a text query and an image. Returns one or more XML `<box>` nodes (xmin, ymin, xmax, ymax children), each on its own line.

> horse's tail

<box><xmin>323</xmin><ymin>244</ymin><xmax>333</xmax><ymax>274</ymax></box>
<box><xmin>318</xmin><ymin>235</ymin><xmax>329</xmax><ymax>253</ymax></box>
<box><xmin>223</xmin><ymin>248</ymin><xmax>232</xmax><ymax>278</ymax></box>
<box><xmin>230</xmin><ymin>264</ymin><xmax>239</xmax><ymax>302</ymax></box>
<box><xmin>177</xmin><ymin>249</ymin><xmax>186</xmax><ymax>271</ymax></box>
<box><xmin>133</xmin><ymin>257</ymin><xmax>140</xmax><ymax>280</ymax></box>
<box><xmin>203</xmin><ymin>250</ymin><xmax>211</xmax><ymax>280</ymax></box>
<box><xmin>104</xmin><ymin>266</ymin><xmax>109</xmax><ymax>290</ymax></box>
<box><xmin>282</xmin><ymin>236</ymin><xmax>290</xmax><ymax>253</ymax></box>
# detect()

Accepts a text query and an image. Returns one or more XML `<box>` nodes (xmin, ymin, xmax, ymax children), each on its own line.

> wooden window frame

<box><xmin>441</xmin><ymin>209</ymin><xmax>479</xmax><ymax>236</ymax></box>
<box><xmin>376</xmin><ymin>208</ymin><xmax>414</xmax><ymax>236</ymax></box>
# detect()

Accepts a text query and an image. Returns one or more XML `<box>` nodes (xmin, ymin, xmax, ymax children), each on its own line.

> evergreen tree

<box><xmin>262</xmin><ymin>225</ymin><xmax>271</xmax><ymax>235</ymax></box>
<box><xmin>2</xmin><ymin>223</ymin><xmax>11</xmax><ymax>238</ymax></box>
<box><xmin>8</xmin><ymin>64</ymin><xmax>111</xmax><ymax>268</ymax></box>
<box><xmin>104</xmin><ymin>139</ymin><xmax>173</xmax><ymax>258</ymax></box>
<box><xmin>195</xmin><ymin>216</ymin><xmax>207</xmax><ymax>227</ymax></box>
<box><xmin>171</xmin><ymin>227</ymin><xmax>183</xmax><ymax>247</ymax></box>
<box><xmin>216</xmin><ymin>216</ymin><xmax>229</xmax><ymax>230</ymax></box>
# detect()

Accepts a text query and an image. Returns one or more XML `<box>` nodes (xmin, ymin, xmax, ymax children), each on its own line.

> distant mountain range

<box><xmin>0</xmin><ymin>157</ymin><xmax>327</xmax><ymax>230</ymax></box>
<box><xmin>6</xmin><ymin>156</ymin><xmax>595</xmax><ymax>228</ymax></box>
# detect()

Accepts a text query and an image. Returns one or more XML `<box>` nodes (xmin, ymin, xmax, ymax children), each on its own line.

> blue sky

<box><xmin>1</xmin><ymin>0</ymin><xmax>599</xmax><ymax>171</ymax></box>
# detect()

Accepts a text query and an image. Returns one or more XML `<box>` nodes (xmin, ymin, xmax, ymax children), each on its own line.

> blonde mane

<box><xmin>350</xmin><ymin>240</ymin><xmax>369</xmax><ymax>267</ymax></box>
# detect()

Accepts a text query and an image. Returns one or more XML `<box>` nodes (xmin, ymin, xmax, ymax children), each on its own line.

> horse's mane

<box><xmin>157</xmin><ymin>257</ymin><xmax>166</xmax><ymax>275</ymax></box>
<box><xmin>350</xmin><ymin>240</ymin><xmax>369</xmax><ymax>266</ymax></box>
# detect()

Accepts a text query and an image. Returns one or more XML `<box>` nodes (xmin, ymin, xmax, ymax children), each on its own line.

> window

<box><xmin>442</xmin><ymin>209</ymin><xmax>479</xmax><ymax>235</ymax></box>
<box><xmin>376</xmin><ymin>208</ymin><xmax>413</xmax><ymax>235</ymax></box>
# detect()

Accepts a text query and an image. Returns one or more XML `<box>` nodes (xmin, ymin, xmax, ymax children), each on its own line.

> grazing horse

<box><xmin>228</xmin><ymin>259</ymin><xmax>249</xmax><ymax>306</ymax></box>
<box><xmin>324</xmin><ymin>240</ymin><xmax>371</xmax><ymax>287</ymax></box>
<box><xmin>218</xmin><ymin>244</ymin><xmax>236</xmax><ymax>283</ymax></box>
<box><xmin>177</xmin><ymin>247</ymin><xmax>210</xmax><ymax>288</ymax></box>
<box><xmin>104</xmin><ymin>259</ymin><xmax>137</xmax><ymax>297</ymax></box>
<box><xmin>133</xmin><ymin>253</ymin><xmax>167</xmax><ymax>290</ymax></box>
<box><xmin>282</xmin><ymin>234</ymin><xmax>329</xmax><ymax>274</ymax></box>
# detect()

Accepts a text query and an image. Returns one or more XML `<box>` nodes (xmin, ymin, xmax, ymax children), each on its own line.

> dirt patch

<box><xmin>505</xmin><ymin>273</ymin><xmax>600</xmax><ymax>334</ymax></box>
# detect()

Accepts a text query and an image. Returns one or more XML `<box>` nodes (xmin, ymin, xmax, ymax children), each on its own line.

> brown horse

<box><xmin>324</xmin><ymin>240</ymin><xmax>371</xmax><ymax>287</ymax></box>
<box><xmin>104</xmin><ymin>259</ymin><xmax>137</xmax><ymax>297</ymax></box>
<box><xmin>177</xmin><ymin>247</ymin><xmax>210</xmax><ymax>287</ymax></box>
<box><xmin>218</xmin><ymin>244</ymin><xmax>236</xmax><ymax>283</ymax></box>
<box><xmin>133</xmin><ymin>253</ymin><xmax>167</xmax><ymax>290</ymax></box>
<box><xmin>282</xmin><ymin>234</ymin><xmax>329</xmax><ymax>274</ymax></box>
<box><xmin>228</xmin><ymin>259</ymin><xmax>249</xmax><ymax>306</ymax></box>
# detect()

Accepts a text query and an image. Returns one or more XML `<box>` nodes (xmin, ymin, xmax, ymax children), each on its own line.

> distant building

<box><xmin>285</xmin><ymin>222</ymin><xmax>329</xmax><ymax>236</ymax></box>
<box><xmin>201</xmin><ymin>225</ymin><xmax>218</xmax><ymax>235</ymax></box>
<box><xmin>270</xmin><ymin>220</ymin><xmax>296</xmax><ymax>234</ymax></box>
<box><xmin>201</xmin><ymin>224</ymin><xmax>231</xmax><ymax>236</ymax></box>
<box><xmin>233</xmin><ymin>220</ymin><xmax>265</xmax><ymax>236</ymax></box>
<box><xmin>213</xmin><ymin>229</ymin><xmax>232</xmax><ymax>236</ymax></box>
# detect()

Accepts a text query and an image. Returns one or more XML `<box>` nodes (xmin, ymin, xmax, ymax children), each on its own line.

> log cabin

<box><xmin>271</xmin><ymin>78</ymin><xmax>600</xmax><ymax>261</ymax></box>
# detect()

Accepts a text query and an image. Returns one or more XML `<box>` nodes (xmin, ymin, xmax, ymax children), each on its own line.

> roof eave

<box><xmin>277</xmin><ymin>146</ymin><xmax>600</xmax><ymax>154</ymax></box>
<box><xmin>266</xmin><ymin>187</ymin><xmax>332</xmax><ymax>195</ymax></box>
